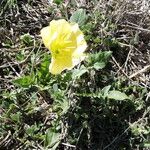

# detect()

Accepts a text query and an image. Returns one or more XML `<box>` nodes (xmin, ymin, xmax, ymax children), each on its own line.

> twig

<box><xmin>121</xmin><ymin>24</ymin><xmax>150</xmax><ymax>33</ymax></box>
<box><xmin>0</xmin><ymin>131</ymin><xmax>11</xmax><ymax>146</ymax></box>
<box><xmin>62</xmin><ymin>142</ymin><xmax>76</xmax><ymax>148</ymax></box>
<box><xmin>103</xmin><ymin>126</ymin><xmax>130</xmax><ymax>150</ymax></box>
<box><xmin>129</xmin><ymin>65</ymin><xmax>150</xmax><ymax>79</ymax></box>
<box><xmin>0</xmin><ymin>47</ymin><xmax>35</xmax><ymax>69</ymax></box>
<box><xmin>7</xmin><ymin>61</ymin><xmax>21</xmax><ymax>77</ymax></box>
<box><xmin>124</xmin><ymin>45</ymin><xmax>133</xmax><ymax>74</ymax></box>
<box><xmin>104</xmin><ymin>111</ymin><xmax>150</xmax><ymax>150</ymax></box>
<box><xmin>111</xmin><ymin>56</ymin><xmax>129</xmax><ymax>78</ymax></box>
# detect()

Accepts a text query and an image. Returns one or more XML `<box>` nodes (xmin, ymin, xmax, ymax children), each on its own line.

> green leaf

<box><xmin>10</xmin><ymin>112</ymin><xmax>21</xmax><ymax>123</ymax></box>
<box><xmin>53</xmin><ymin>83</ymin><xmax>58</xmax><ymax>92</ymax></box>
<box><xmin>53</xmin><ymin>92</ymin><xmax>70</xmax><ymax>115</ymax></box>
<box><xmin>101</xmin><ymin>85</ymin><xmax>111</xmax><ymax>98</ymax></box>
<box><xmin>70</xmin><ymin>9</ymin><xmax>87</xmax><ymax>26</ymax></box>
<box><xmin>39</xmin><ymin>54</ymin><xmax>51</xmax><ymax>74</ymax></box>
<box><xmin>60</xmin><ymin>99</ymin><xmax>69</xmax><ymax>115</ymax></box>
<box><xmin>20</xmin><ymin>33</ymin><xmax>33</xmax><ymax>46</ymax></box>
<box><xmin>37</xmin><ymin>54</ymin><xmax>51</xmax><ymax>83</ymax></box>
<box><xmin>93</xmin><ymin>62</ymin><xmax>106</xmax><ymax>70</ymax></box>
<box><xmin>26</xmin><ymin>124</ymin><xmax>37</xmax><ymax>135</ymax></box>
<box><xmin>107</xmin><ymin>90</ymin><xmax>129</xmax><ymax>100</ymax></box>
<box><xmin>16</xmin><ymin>49</ymin><xmax>25</xmax><ymax>61</ymax></box>
<box><xmin>13</xmin><ymin>75</ymin><xmax>34</xmax><ymax>88</ymax></box>
<box><xmin>44</xmin><ymin>129</ymin><xmax>60</xmax><ymax>149</ymax></box>
<box><xmin>87</xmin><ymin>51</ymin><xmax>112</xmax><ymax>70</ymax></box>
<box><xmin>72</xmin><ymin>66</ymin><xmax>88</xmax><ymax>79</ymax></box>
<box><xmin>54</xmin><ymin>0</ymin><xmax>63</xmax><ymax>5</ymax></box>
<box><xmin>143</xmin><ymin>142</ymin><xmax>150</xmax><ymax>148</ymax></box>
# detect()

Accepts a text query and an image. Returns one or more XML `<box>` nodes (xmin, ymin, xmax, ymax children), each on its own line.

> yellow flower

<box><xmin>40</xmin><ymin>19</ymin><xmax>87</xmax><ymax>74</ymax></box>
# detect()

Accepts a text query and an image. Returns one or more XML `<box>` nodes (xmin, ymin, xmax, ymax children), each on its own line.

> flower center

<box><xmin>52</xmin><ymin>49</ymin><xmax>60</xmax><ymax>59</ymax></box>
<box><xmin>55</xmin><ymin>49</ymin><xmax>59</xmax><ymax>54</ymax></box>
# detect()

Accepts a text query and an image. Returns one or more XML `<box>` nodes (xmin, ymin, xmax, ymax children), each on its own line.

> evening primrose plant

<box><xmin>1</xmin><ymin>2</ymin><xmax>149</xmax><ymax>149</ymax></box>
<box><xmin>40</xmin><ymin>19</ymin><xmax>87</xmax><ymax>74</ymax></box>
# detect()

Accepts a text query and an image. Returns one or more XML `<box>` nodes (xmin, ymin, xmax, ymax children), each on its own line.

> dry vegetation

<box><xmin>0</xmin><ymin>0</ymin><xmax>150</xmax><ymax>149</ymax></box>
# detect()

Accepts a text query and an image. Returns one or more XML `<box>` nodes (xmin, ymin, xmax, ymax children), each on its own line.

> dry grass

<box><xmin>0</xmin><ymin>0</ymin><xmax>149</xmax><ymax>149</ymax></box>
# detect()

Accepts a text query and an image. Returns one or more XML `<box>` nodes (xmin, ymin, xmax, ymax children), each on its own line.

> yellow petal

<box><xmin>71</xmin><ymin>23</ymin><xmax>87</xmax><ymax>66</ymax></box>
<box><xmin>71</xmin><ymin>23</ymin><xmax>87</xmax><ymax>53</ymax></box>
<box><xmin>49</xmin><ymin>52</ymin><xmax>73</xmax><ymax>74</ymax></box>
<box><xmin>50</xmin><ymin>20</ymin><xmax>77</xmax><ymax>51</ymax></box>
<box><xmin>40</xmin><ymin>26</ymin><xmax>51</xmax><ymax>49</ymax></box>
<box><xmin>41</xmin><ymin>19</ymin><xmax>87</xmax><ymax>74</ymax></box>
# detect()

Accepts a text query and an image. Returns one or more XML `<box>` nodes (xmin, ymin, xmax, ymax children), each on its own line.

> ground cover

<box><xmin>0</xmin><ymin>0</ymin><xmax>149</xmax><ymax>149</ymax></box>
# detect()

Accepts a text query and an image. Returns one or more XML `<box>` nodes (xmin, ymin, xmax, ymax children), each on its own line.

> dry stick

<box><xmin>103</xmin><ymin>111</ymin><xmax>149</xmax><ymax>150</ymax></box>
<box><xmin>0</xmin><ymin>46</ymin><xmax>35</xmax><ymax>69</ymax></box>
<box><xmin>62</xmin><ymin>143</ymin><xmax>76</xmax><ymax>148</ymax></box>
<box><xmin>111</xmin><ymin>56</ymin><xmax>129</xmax><ymax>78</ymax></box>
<box><xmin>0</xmin><ymin>131</ymin><xmax>11</xmax><ymax>146</ymax></box>
<box><xmin>0</xmin><ymin>58</ymin><xmax>26</xmax><ymax>69</ymax></box>
<box><xmin>7</xmin><ymin>61</ymin><xmax>21</xmax><ymax>77</ymax></box>
<box><xmin>121</xmin><ymin>24</ymin><xmax>150</xmax><ymax>33</ymax></box>
<box><xmin>124</xmin><ymin>45</ymin><xmax>133</xmax><ymax>73</ymax></box>
<box><xmin>129</xmin><ymin>65</ymin><xmax>150</xmax><ymax>79</ymax></box>
<box><xmin>103</xmin><ymin>126</ymin><xmax>130</xmax><ymax>150</ymax></box>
